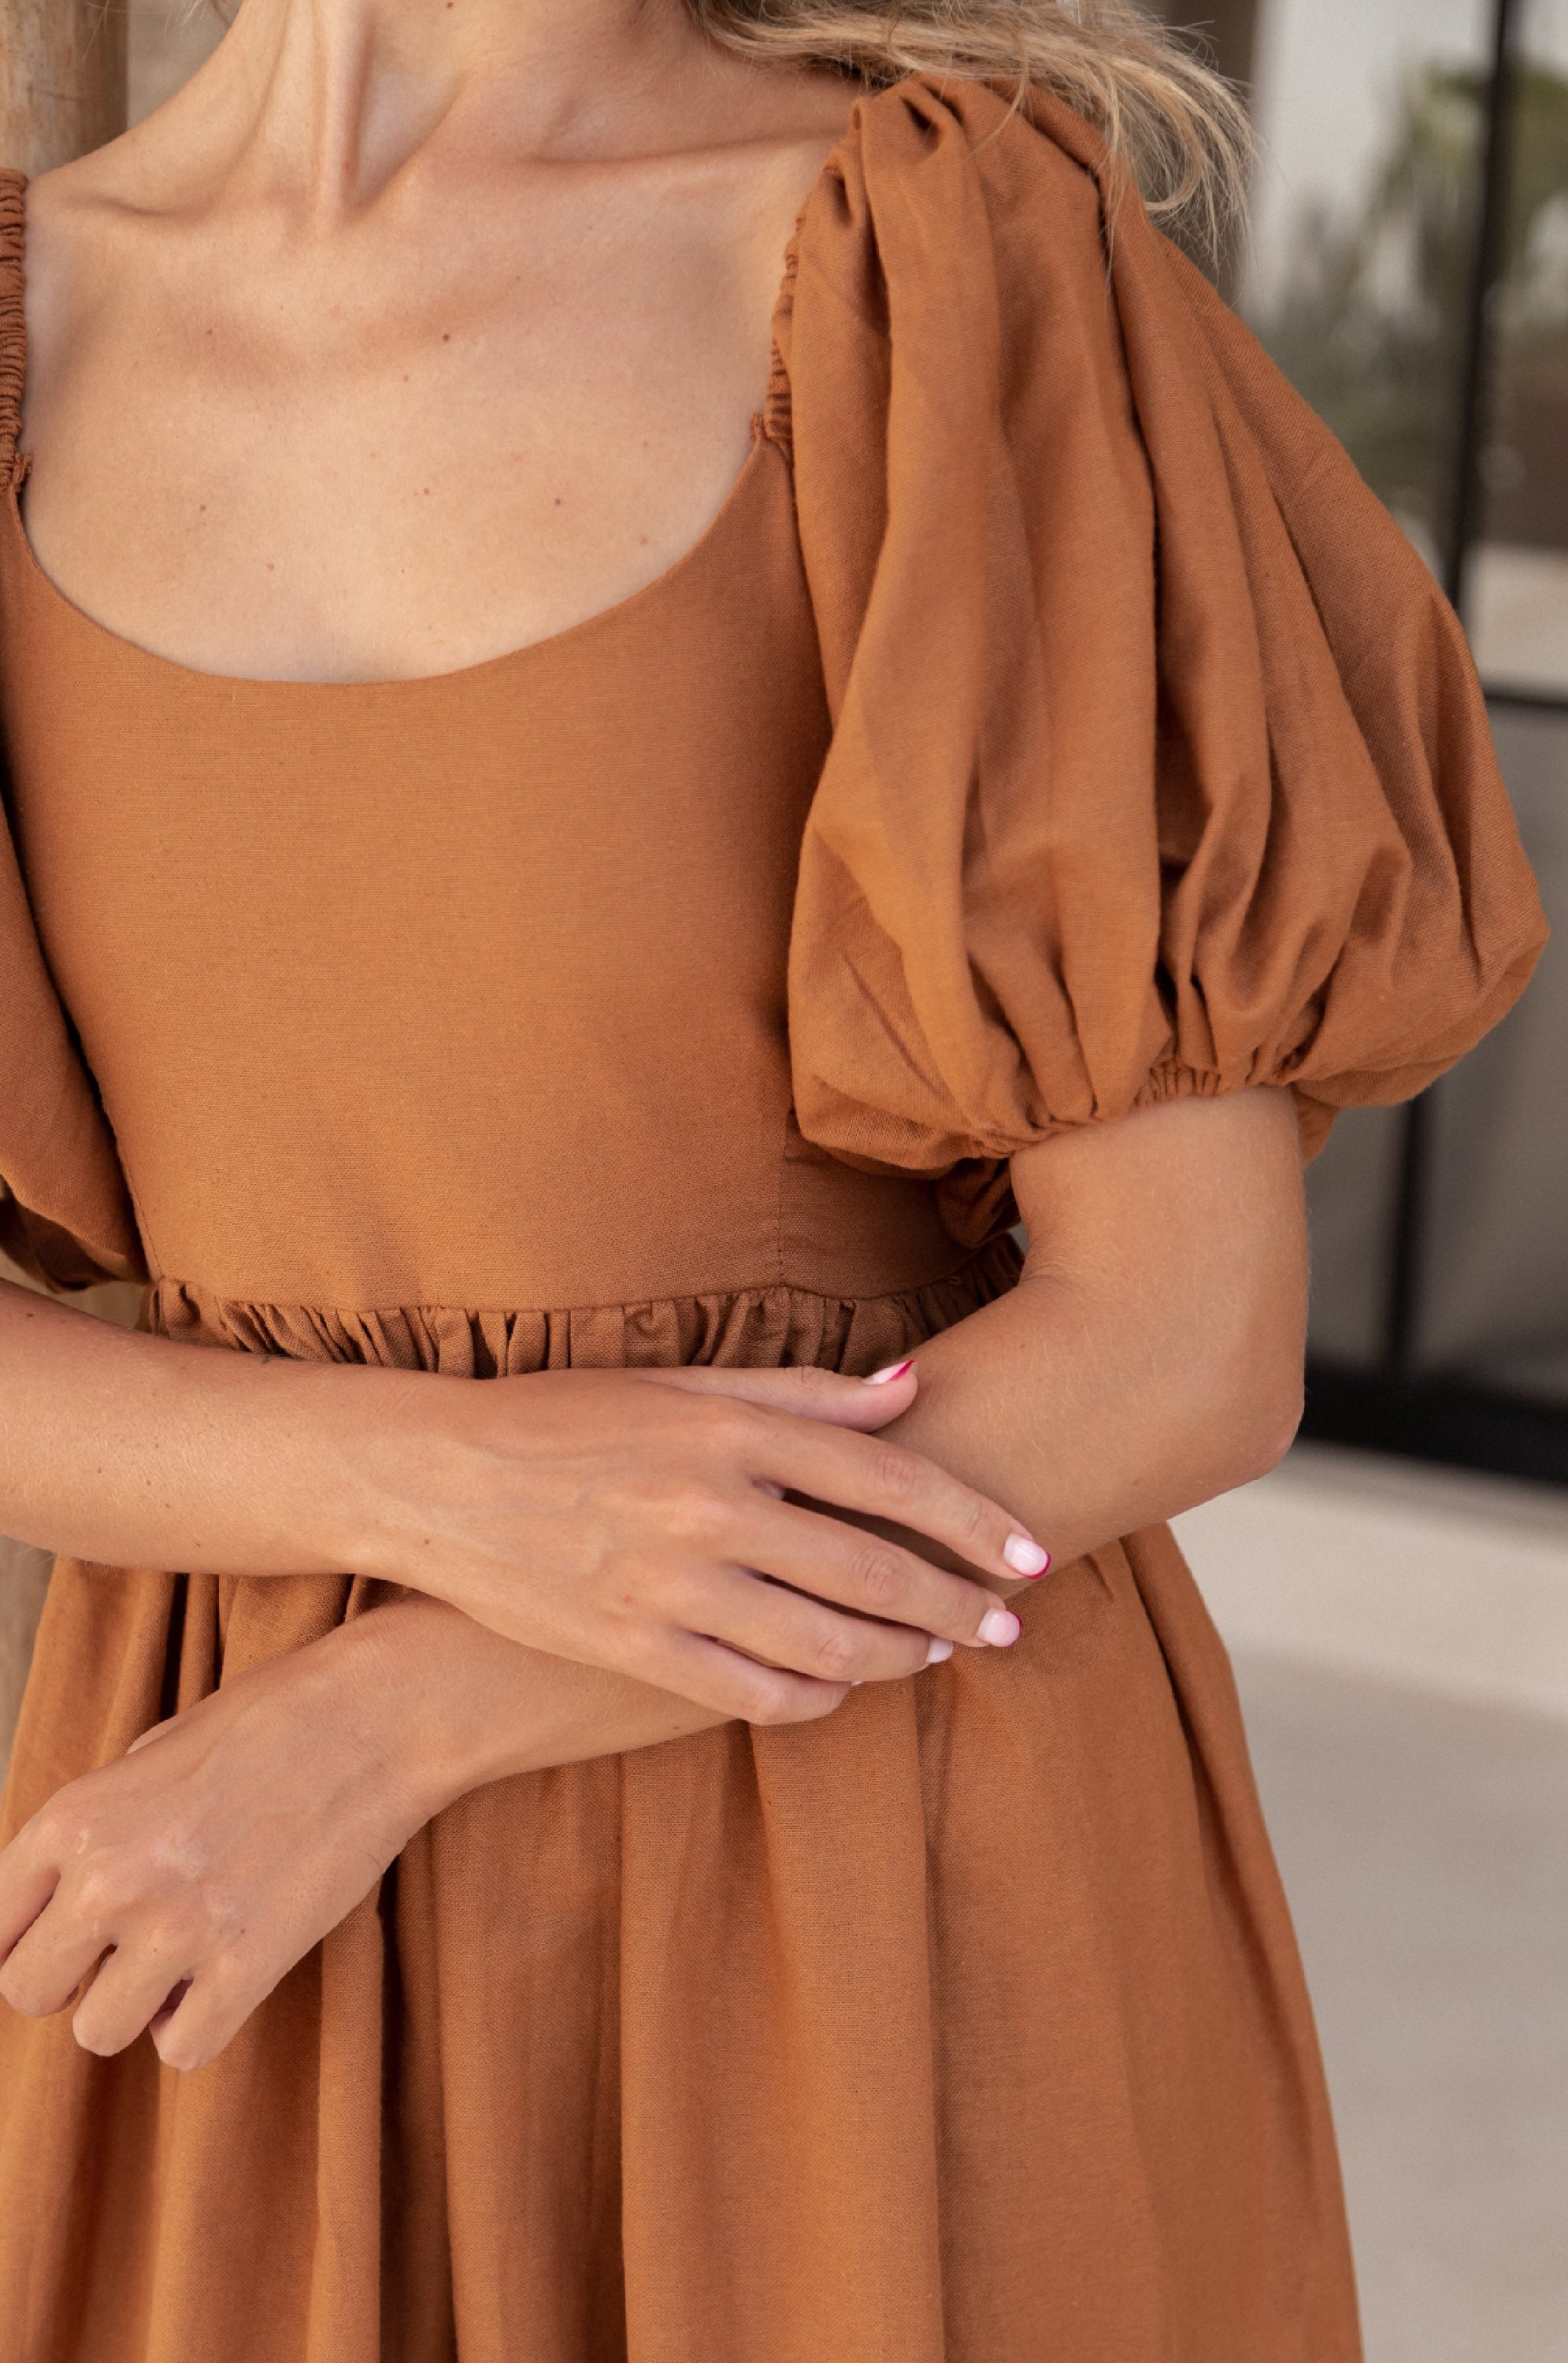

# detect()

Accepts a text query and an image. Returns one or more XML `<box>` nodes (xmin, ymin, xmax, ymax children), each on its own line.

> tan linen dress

<box><xmin>0</xmin><ymin>76</ymin><xmax>1548</xmax><ymax>2363</ymax></box>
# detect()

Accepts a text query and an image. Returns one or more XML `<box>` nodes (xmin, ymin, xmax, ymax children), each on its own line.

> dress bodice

<box><xmin>0</xmin><ymin>424</ymin><xmax>988</xmax><ymax>1348</ymax></box>
<box><xmin>0</xmin><ymin>90</ymin><xmax>1544</xmax><ymax>1367</ymax></box>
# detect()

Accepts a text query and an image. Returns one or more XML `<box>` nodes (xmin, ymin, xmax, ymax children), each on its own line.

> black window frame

<box><xmin>1293</xmin><ymin>0</ymin><xmax>1568</xmax><ymax>1486</ymax></box>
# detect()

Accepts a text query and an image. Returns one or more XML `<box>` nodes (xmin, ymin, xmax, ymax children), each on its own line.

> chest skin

<box><xmin>14</xmin><ymin>53</ymin><xmax>851</xmax><ymax>684</ymax></box>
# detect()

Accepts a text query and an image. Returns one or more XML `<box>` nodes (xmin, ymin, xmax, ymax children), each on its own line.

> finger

<box><xmin>638</xmin><ymin>1359</ymin><xmax>920</xmax><ymax>1430</ymax></box>
<box><xmin>725</xmin><ymin>1497</ymin><xmax>1018</xmax><ymax>1650</ymax></box>
<box><xmin>632</xmin><ymin>1625</ymin><xmax>854</xmax><ymax>1727</ymax></box>
<box><xmin>151</xmin><ymin>1958</ymin><xmax>267</xmax><ymax>2075</ymax></box>
<box><xmin>677</xmin><ymin>1564</ymin><xmax>943</xmax><ymax>1688</ymax></box>
<box><xmin>0</xmin><ymin>1845</ymin><xmax>60</xmax><ymax>1964</ymax></box>
<box><xmin>749</xmin><ymin>1426</ymin><xmax>1050</xmax><ymax>1597</ymax></box>
<box><xmin>73</xmin><ymin>1941</ymin><xmax>195</xmax><ymax>2059</ymax></box>
<box><xmin>0</xmin><ymin>1901</ymin><xmax>110</xmax><ymax>2020</ymax></box>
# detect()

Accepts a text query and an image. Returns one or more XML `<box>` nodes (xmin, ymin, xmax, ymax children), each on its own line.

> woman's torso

<box><xmin>0</xmin><ymin>353</ymin><xmax>988</xmax><ymax>1337</ymax></box>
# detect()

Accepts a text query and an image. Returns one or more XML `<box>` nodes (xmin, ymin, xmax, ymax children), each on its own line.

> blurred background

<box><xmin>1169</xmin><ymin>13</ymin><xmax>1568</xmax><ymax>2355</ymax></box>
<box><xmin>1</xmin><ymin>4</ymin><xmax>1566</xmax><ymax>2357</ymax></box>
<box><xmin>1206</xmin><ymin>0</ymin><xmax>1568</xmax><ymax>1478</ymax></box>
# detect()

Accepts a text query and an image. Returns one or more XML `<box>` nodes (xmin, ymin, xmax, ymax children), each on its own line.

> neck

<box><xmin>165</xmin><ymin>0</ymin><xmax>725</xmax><ymax>217</ymax></box>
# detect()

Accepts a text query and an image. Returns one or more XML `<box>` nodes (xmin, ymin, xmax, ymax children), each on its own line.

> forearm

<box><xmin>294</xmin><ymin>1211</ymin><xmax>1283</xmax><ymax>1808</ymax></box>
<box><xmin>0</xmin><ymin>1278</ymin><xmax>384</xmax><ymax>1575</ymax></box>
<box><xmin>0</xmin><ymin>1281</ymin><xmax>1030</xmax><ymax>1730</ymax></box>
<box><xmin>0</xmin><ymin>1288</ymin><xmax>727</xmax><ymax>1797</ymax></box>
<box><xmin>873</xmin><ymin>1278</ymin><xmax>1283</xmax><ymax>1577</ymax></box>
<box><xmin>325</xmin><ymin>1590</ymin><xmax>728</xmax><ymax>1816</ymax></box>
<box><xmin>352</xmin><ymin>1141</ymin><xmax>1306</xmax><ymax>1802</ymax></box>
<box><xmin>877</xmin><ymin>1095</ymin><xmax>1310</xmax><ymax>1569</ymax></box>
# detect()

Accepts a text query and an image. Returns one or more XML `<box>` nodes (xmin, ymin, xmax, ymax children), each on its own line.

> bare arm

<box><xmin>0</xmin><ymin>1287</ymin><xmax>1037</xmax><ymax>1720</ymax></box>
<box><xmin>351</xmin><ymin>1084</ymin><xmax>1312</xmax><ymax>1803</ymax></box>
<box><xmin>874</xmin><ymin>1085</ymin><xmax>1310</xmax><ymax>1567</ymax></box>
<box><xmin>0</xmin><ymin>1086</ymin><xmax>1309</xmax><ymax>2072</ymax></box>
<box><xmin>0</xmin><ymin>1078</ymin><xmax>1300</xmax><ymax>1731</ymax></box>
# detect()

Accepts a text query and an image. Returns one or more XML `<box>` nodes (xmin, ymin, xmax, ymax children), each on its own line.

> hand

<box><xmin>0</xmin><ymin>1290</ymin><xmax>1045</xmax><ymax>1722</ymax></box>
<box><xmin>0</xmin><ymin>1634</ymin><xmax>428</xmax><ymax>2074</ymax></box>
<box><xmin>350</xmin><ymin>1359</ymin><xmax>1049</xmax><ymax>1723</ymax></box>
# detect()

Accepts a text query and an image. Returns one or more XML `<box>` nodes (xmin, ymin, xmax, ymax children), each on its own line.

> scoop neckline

<box><xmin>1</xmin><ymin>433</ymin><xmax>779</xmax><ymax>695</ymax></box>
<box><xmin>0</xmin><ymin>161</ymin><xmax>809</xmax><ymax>693</ymax></box>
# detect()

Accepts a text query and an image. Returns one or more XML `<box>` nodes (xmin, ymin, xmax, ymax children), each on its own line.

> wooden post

<box><xmin>0</xmin><ymin>0</ymin><xmax>129</xmax><ymax>1771</ymax></box>
<box><xmin>1</xmin><ymin>0</ymin><xmax>128</xmax><ymax>177</ymax></box>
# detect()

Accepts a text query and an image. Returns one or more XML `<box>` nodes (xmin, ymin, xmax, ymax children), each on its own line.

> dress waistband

<box><xmin>145</xmin><ymin>1239</ymin><xmax>1024</xmax><ymax>1378</ymax></box>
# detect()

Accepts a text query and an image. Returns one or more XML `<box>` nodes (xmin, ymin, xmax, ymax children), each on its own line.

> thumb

<box><xmin>638</xmin><ymin>1356</ymin><xmax>918</xmax><ymax>1430</ymax></box>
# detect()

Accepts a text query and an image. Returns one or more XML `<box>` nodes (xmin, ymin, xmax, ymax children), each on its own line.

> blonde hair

<box><xmin>193</xmin><ymin>0</ymin><xmax>1250</xmax><ymax>248</ymax></box>
<box><xmin>685</xmin><ymin>0</ymin><xmax>1252</xmax><ymax>247</ymax></box>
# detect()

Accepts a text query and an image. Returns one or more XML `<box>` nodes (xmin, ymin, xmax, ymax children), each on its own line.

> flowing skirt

<box><xmin>0</xmin><ymin>1263</ymin><xmax>1360</xmax><ymax>2361</ymax></box>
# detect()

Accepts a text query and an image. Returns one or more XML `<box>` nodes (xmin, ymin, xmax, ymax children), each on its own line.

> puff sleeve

<box><xmin>0</xmin><ymin>816</ymin><xmax>143</xmax><ymax>1288</ymax></box>
<box><xmin>0</xmin><ymin>172</ymin><xmax>143</xmax><ymax>1289</ymax></box>
<box><xmin>773</xmin><ymin>77</ymin><xmax>1548</xmax><ymax>1207</ymax></box>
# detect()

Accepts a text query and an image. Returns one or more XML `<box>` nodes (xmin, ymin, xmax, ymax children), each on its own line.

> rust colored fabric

<box><xmin>777</xmin><ymin>80</ymin><xmax>1544</xmax><ymax>1202</ymax></box>
<box><xmin>0</xmin><ymin>185</ymin><xmax>140</xmax><ymax>1286</ymax></box>
<box><xmin>0</xmin><ymin>74</ymin><xmax>1545</xmax><ymax>2363</ymax></box>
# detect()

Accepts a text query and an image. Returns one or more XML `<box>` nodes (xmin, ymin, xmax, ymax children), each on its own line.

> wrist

<box><xmin>134</xmin><ymin>1342</ymin><xmax>427</xmax><ymax>1584</ymax></box>
<box><xmin>329</xmin><ymin>1595</ymin><xmax>536</xmax><ymax>1816</ymax></box>
<box><xmin>287</xmin><ymin>1363</ymin><xmax>460</xmax><ymax>1590</ymax></box>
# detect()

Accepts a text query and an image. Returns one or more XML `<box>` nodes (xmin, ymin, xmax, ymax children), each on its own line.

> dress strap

<box><xmin>0</xmin><ymin>169</ymin><xmax>28</xmax><ymax>485</ymax></box>
<box><xmin>759</xmin><ymin>236</ymin><xmax>797</xmax><ymax>462</ymax></box>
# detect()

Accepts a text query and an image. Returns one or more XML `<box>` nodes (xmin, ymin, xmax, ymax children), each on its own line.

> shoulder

<box><xmin>5</xmin><ymin>116</ymin><xmax>224</xmax><ymax>312</ymax></box>
<box><xmin>0</xmin><ymin>132</ymin><xmax>227</xmax><ymax>472</ymax></box>
<box><xmin>1</xmin><ymin>146</ymin><xmax>143</xmax><ymax>332</ymax></box>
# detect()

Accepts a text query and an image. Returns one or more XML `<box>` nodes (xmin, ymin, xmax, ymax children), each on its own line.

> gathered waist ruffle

<box><xmin>145</xmin><ymin>1237</ymin><xmax>1024</xmax><ymax>1376</ymax></box>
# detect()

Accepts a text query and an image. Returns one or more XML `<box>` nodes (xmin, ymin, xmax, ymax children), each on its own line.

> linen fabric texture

<box><xmin>0</xmin><ymin>74</ymin><xmax>1547</xmax><ymax>2363</ymax></box>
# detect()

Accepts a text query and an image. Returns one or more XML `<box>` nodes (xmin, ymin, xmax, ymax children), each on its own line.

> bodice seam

<box><xmin>144</xmin><ymin>1239</ymin><xmax>1021</xmax><ymax>1334</ymax></box>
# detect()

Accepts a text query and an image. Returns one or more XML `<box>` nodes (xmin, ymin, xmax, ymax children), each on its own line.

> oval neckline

<box><xmin>0</xmin><ymin>154</ymin><xmax>810</xmax><ymax>692</ymax></box>
<box><xmin>0</xmin><ymin>431</ymin><xmax>779</xmax><ymax>696</ymax></box>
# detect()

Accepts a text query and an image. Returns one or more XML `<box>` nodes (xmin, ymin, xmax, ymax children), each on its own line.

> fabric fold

<box><xmin>773</xmin><ymin>78</ymin><xmax>1548</xmax><ymax>1173</ymax></box>
<box><xmin>0</xmin><ymin>166</ymin><xmax>145</xmax><ymax>1287</ymax></box>
<box><xmin>146</xmin><ymin>1237</ymin><xmax>1024</xmax><ymax>1376</ymax></box>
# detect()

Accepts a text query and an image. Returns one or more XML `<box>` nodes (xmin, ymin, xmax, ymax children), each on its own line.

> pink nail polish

<box><xmin>1003</xmin><ymin>1534</ymin><xmax>1051</xmax><ymax>1578</ymax></box>
<box><xmin>863</xmin><ymin>1357</ymin><xmax>915</xmax><ymax>1386</ymax></box>
<box><xmin>978</xmin><ymin>1608</ymin><xmax>1021</xmax><ymax>1648</ymax></box>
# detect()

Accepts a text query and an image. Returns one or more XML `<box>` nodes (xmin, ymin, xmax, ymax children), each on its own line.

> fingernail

<box><xmin>924</xmin><ymin>1635</ymin><xmax>955</xmax><ymax>1667</ymax></box>
<box><xmin>863</xmin><ymin>1357</ymin><xmax>915</xmax><ymax>1386</ymax></box>
<box><xmin>1003</xmin><ymin>1534</ymin><xmax>1051</xmax><ymax>1578</ymax></box>
<box><xmin>978</xmin><ymin>1608</ymin><xmax>1021</xmax><ymax>1648</ymax></box>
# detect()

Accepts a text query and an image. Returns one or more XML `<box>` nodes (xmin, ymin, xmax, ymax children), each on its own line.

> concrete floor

<box><xmin>1177</xmin><ymin>1441</ymin><xmax>1568</xmax><ymax>1718</ymax></box>
<box><xmin>1235</xmin><ymin>1659</ymin><xmax>1568</xmax><ymax>2363</ymax></box>
<box><xmin>1177</xmin><ymin>1449</ymin><xmax>1568</xmax><ymax>2363</ymax></box>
